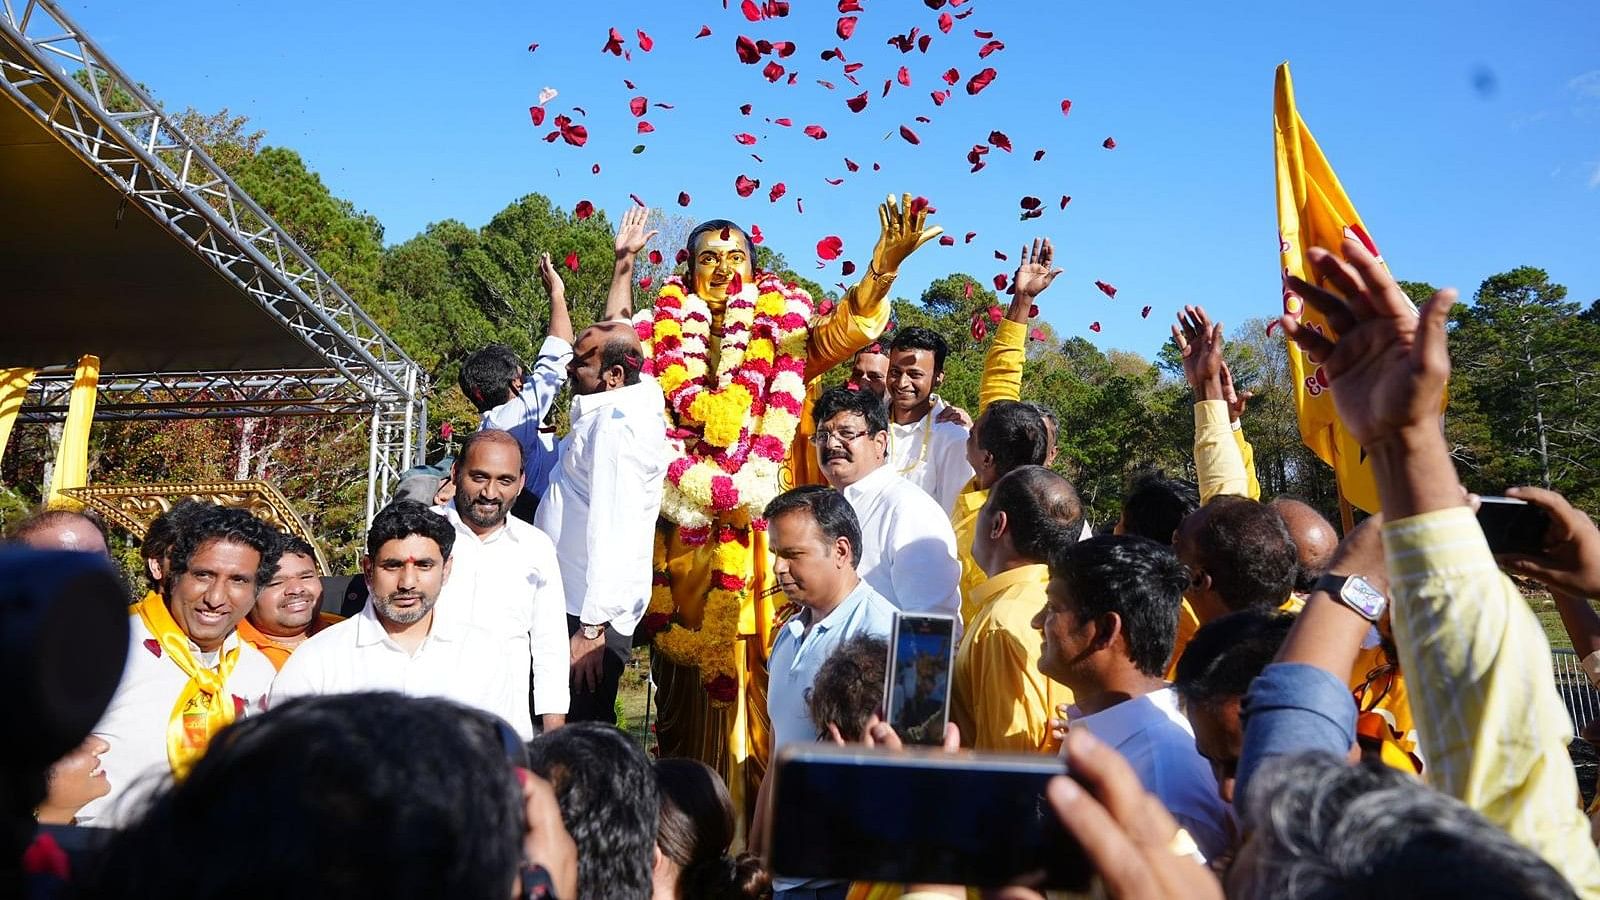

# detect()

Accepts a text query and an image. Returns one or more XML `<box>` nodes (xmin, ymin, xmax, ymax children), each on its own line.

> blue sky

<box><xmin>68</xmin><ymin>0</ymin><xmax>1599</xmax><ymax>358</ymax></box>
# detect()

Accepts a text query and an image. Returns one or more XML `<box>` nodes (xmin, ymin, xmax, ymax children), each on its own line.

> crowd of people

<box><xmin>5</xmin><ymin>199</ymin><xmax>1600</xmax><ymax>900</ymax></box>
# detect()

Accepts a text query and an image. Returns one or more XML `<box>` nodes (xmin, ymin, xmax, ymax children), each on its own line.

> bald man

<box><xmin>537</xmin><ymin>320</ymin><xmax>669</xmax><ymax>722</ymax></box>
<box><xmin>8</xmin><ymin>509</ymin><xmax>110</xmax><ymax>557</ymax></box>
<box><xmin>1270</xmin><ymin>497</ymin><xmax>1339</xmax><ymax>596</ymax></box>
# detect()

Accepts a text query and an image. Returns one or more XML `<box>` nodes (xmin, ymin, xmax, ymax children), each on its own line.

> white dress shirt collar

<box><xmin>840</xmin><ymin>459</ymin><xmax>898</xmax><ymax>505</ymax></box>
<box><xmin>352</xmin><ymin>597</ymin><xmax>464</xmax><ymax>650</ymax></box>
<box><xmin>569</xmin><ymin>377</ymin><xmax>664</xmax><ymax>421</ymax></box>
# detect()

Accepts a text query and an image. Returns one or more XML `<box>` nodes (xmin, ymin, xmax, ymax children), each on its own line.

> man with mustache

<box><xmin>435</xmin><ymin>429</ymin><xmax>568</xmax><ymax>734</ymax></box>
<box><xmin>270</xmin><ymin>500</ymin><xmax>530</xmax><ymax>735</ymax></box>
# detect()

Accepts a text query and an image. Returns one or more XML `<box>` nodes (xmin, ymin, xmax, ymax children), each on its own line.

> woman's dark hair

<box><xmin>655</xmin><ymin>759</ymin><xmax>771</xmax><ymax>900</ymax></box>
<box><xmin>806</xmin><ymin>634</ymin><xmax>889</xmax><ymax>742</ymax></box>
<box><xmin>81</xmin><ymin>693</ymin><xmax>525</xmax><ymax>900</ymax></box>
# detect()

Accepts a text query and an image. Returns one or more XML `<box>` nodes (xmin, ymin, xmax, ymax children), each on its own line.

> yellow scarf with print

<box><xmin>135</xmin><ymin>591</ymin><xmax>241</xmax><ymax>779</ymax></box>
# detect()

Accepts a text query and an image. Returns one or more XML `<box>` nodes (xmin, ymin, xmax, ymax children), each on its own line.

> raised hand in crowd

<box><xmin>1218</xmin><ymin>359</ymin><xmax>1252</xmax><ymax>424</ymax></box>
<box><xmin>606</xmin><ymin>205</ymin><xmax>659</xmax><ymax>320</ymax></box>
<box><xmin>1010</xmin><ymin>237</ymin><xmax>1063</xmax><ymax>313</ymax></box>
<box><xmin>1172</xmin><ymin>306</ymin><xmax>1226</xmax><ymax>402</ymax></box>
<box><xmin>1497</xmin><ymin>486</ymin><xmax>1600</xmax><ymax>601</ymax></box>
<box><xmin>538</xmin><ymin>252</ymin><xmax>574</xmax><ymax>344</ymax></box>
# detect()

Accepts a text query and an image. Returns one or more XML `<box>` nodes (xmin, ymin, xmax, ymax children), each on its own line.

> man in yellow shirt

<box><xmin>951</xmin><ymin>465</ymin><xmax>1080</xmax><ymax>752</ymax></box>
<box><xmin>236</xmin><ymin>535</ymin><xmax>340</xmax><ymax>670</ymax></box>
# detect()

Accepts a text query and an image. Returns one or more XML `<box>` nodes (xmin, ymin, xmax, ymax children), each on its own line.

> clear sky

<box><xmin>63</xmin><ymin>0</ymin><xmax>1600</xmax><ymax>358</ymax></box>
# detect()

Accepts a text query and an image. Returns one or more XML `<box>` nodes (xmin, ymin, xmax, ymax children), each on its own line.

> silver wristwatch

<box><xmin>1313</xmin><ymin>573</ymin><xmax>1387</xmax><ymax>622</ymax></box>
<box><xmin>580</xmin><ymin>623</ymin><xmax>606</xmax><ymax>641</ymax></box>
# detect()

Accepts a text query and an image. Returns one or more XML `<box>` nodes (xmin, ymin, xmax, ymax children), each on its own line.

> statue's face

<box><xmin>691</xmin><ymin>228</ymin><xmax>754</xmax><ymax>300</ymax></box>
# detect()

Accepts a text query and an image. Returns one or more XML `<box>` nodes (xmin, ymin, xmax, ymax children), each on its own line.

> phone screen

<box><xmin>886</xmin><ymin>614</ymin><xmax>956</xmax><ymax>746</ymax></box>
<box><xmin>767</xmin><ymin>744</ymin><xmax>1092</xmax><ymax>891</ymax></box>
<box><xmin>1476</xmin><ymin>497</ymin><xmax>1551</xmax><ymax>556</ymax></box>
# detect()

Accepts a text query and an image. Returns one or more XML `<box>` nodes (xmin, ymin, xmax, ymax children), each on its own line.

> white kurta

<box><xmin>887</xmin><ymin>397</ymin><xmax>974</xmax><ymax>514</ymax></box>
<box><xmin>840</xmin><ymin>464</ymin><xmax>964</xmax><ymax>633</ymax></box>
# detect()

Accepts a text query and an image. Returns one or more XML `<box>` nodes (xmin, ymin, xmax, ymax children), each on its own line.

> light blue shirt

<box><xmin>481</xmin><ymin>335</ymin><xmax>572</xmax><ymax>499</ymax></box>
<box><xmin>767</xmin><ymin>579</ymin><xmax>897</xmax><ymax>752</ymax></box>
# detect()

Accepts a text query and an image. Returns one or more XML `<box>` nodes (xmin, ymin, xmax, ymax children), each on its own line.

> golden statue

<box><xmin>605</xmin><ymin>195</ymin><xmax>941</xmax><ymax>823</ymax></box>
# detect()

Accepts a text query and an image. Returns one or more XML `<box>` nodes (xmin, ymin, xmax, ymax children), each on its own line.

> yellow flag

<box><xmin>1274</xmin><ymin>62</ymin><xmax>1388</xmax><ymax>514</ymax></box>
<box><xmin>46</xmin><ymin>355</ymin><xmax>100</xmax><ymax>509</ymax></box>
<box><xmin>0</xmin><ymin>367</ymin><xmax>38</xmax><ymax>467</ymax></box>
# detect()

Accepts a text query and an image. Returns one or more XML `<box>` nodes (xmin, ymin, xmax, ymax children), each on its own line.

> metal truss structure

<box><xmin>0</xmin><ymin>0</ymin><xmax>428</xmax><ymax>523</ymax></box>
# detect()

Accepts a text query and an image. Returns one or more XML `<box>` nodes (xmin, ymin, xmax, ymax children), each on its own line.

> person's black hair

<box><xmin>888</xmin><ymin>325</ymin><xmax>950</xmax><ymax>372</ymax></box>
<box><xmin>81</xmin><ymin>693</ymin><xmax>526</xmax><ymax>900</ymax></box>
<box><xmin>165</xmin><ymin>507</ymin><xmax>279</xmax><ymax>595</ymax></box>
<box><xmin>1022</xmin><ymin>399</ymin><xmax>1059</xmax><ymax>433</ymax></box>
<box><xmin>806</xmin><ymin>634</ymin><xmax>889</xmax><ymax>742</ymax></box>
<box><xmin>366</xmin><ymin>500</ymin><xmax>455</xmax><ymax>562</ymax></box>
<box><xmin>1173</xmin><ymin>610</ymin><xmax>1296</xmax><ymax>708</ymax></box>
<box><xmin>527</xmin><ymin>722</ymin><xmax>660</xmax><ymax>900</ymax></box>
<box><xmin>456</xmin><ymin>427</ymin><xmax>526</xmax><ymax>472</ymax></box>
<box><xmin>686</xmin><ymin>220</ymin><xmax>756</xmax><ymax>282</ymax></box>
<box><xmin>1048</xmin><ymin>535</ymin><xmax>1188</xmax><ymax>676</ymax></box>
<box><xmin>1120</xmin><ymin>469</ymin><xmax>1199</xmax><ymax>545</ymax></box>
<box><xmin>140</xmin><ymin>499</ymin><xmax>209</xmax><ymax>589</ymax></box>
<box><xmin>457</xmin><ymin>344</ymin><xmax>522</xmax><ymax>413</ymax></box>
<box><xmin>763</xmin><ymin>485</ymin><xmax>863</xmax><ymax>567</ymax></box>
<box><xmin>813</xmin><ymin>384</ymin><xmax>888</xmax><ymax>436</ymax></box>
<box><xmin>6</xmin><ymin>507</ymin><xmax>109</xmax><ymax>546</ymax></box>
<box><xmin>1192</xmin><ymin>495</ymin><xmax>1299</xmax><ymax>613</ymax></box>
<box><xmin>272</xmin><ymin>534</ymin><xmax>319</xmax><ymax>566</ymax></box>
<box><xmin>654</xmin><ymin>759</ymin><xmax>771</xmax><ymax>900</ymax></box>
<box><xmin>976</xmin><ymin>400</ymin><xmax>1050</xmax><ymax>475</ymax></box>
<box><xmin>986</xmin><ymin>465</ymin><xmax>1083</xmax><ymax>562</ymax></box>
<box><xmin>599</xmin><ymin>332</ymin><xmax>645</xmax><ymax>387</ymax></box>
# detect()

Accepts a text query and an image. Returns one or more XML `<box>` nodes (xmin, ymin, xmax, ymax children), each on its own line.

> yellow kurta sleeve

<box><xmin>1383</xmin><ymin>506</ymin><xmax>1600</xmax><ymax>895</ymax></box>
<box><xmin>1194</xmin><ymin>400</ymin><xmax>1249</xmax><ymax>503</ymax></box>
<box><xmin>1233</xmin><ymin>425</ymin><xmax>1262</xmax><ymax>501</ymax></box>
<box><xmin>977</xmin><ymin>319</ymin><xmax>1027</xmax><ymax>414</ymax></box>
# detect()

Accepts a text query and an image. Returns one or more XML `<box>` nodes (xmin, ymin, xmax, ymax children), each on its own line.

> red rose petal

<box><xmin>1030</xmin><ymin>304</ymin><xmax>1040</xmax><ymax>317</ymax></box>
<box><xmin>741</xmin><ymin>0</ymin><xmax>763</xmax><ymax>20</ymax></box>
<box><xmin>750</xmin><ymin>223</ymin><xmax>764</xmax><ymax>244</ymax></box>
<box><xmin>838</xmin><ymin>0</ymin><xmax>863</xmax><ymax>11</ymax></box>
<box><xmin>736</xmin><ymin>35</ymin><xmax>761</xmax><ymax>63</ymax></box>
<box><xmin>938</xmin><ymin>12</ymin><xmax>953</xmax><ymax>32</ymax></box>
<box><xmin>1019</xmin><ymin>196</ymin><xmax>1041</xmax><ymax>210</ymax></box>
<box><xmin>993</xmin><ymin>273</ymin><xmax>1008</xmax><ymax>290</ymax></box>
<box><xmin>966</xmin><ymin>67</ymin><xmax>997</xmax><ymax>94</ymax></box>
<box><xmin>1090</xmin><ymin>321</ymin><xmax>1102</xmax><ymax>333</ymax></box>
<box><xmin>1060</xmin><ymin>98</ymin><xmax>1073</xmax><ymax>117</ymax></box>
<box><xmin>844</xmin><ymin>61</ymin><xmax>865</xmax><ymax>74</ymax></box>
<box><xmin>765</xmin><ymin>0</ymin><xmax>791</xmax><ymax>16</ymax></box>
<box><xmin>846</xmin><ymin>91</ymin><xmax>868</xmax><ymax>113</ymax></box>
<box><xmin>872</xmin><ymin>162</ymin><xmax>881</xmax><ymax>170</ymax></box>
<box><xmin>629</xmin><ymin>96</ymin><xmax>647</xmax><ymax>117</ymax></box>
<box><xmin>624</xmin><ymin>79</ymin><xmax>636</xmax><ymax>89</ymax></box>
<box><xmin>751</xmin><ymin>153</ymin><xmax>764</xmax><ymax>162</ymax></box>
<box><xmin>978</xmin><ymin>39</ymin><xmax>1005</xmax><ymax>58</ymax></box>
<box><xmin>931</xmin><ymin>89</ymin><xmax>950</xmax><ymax>106</ymax></box>
<box><xmin>739</xmin><ymin>103</ymin><xmax>753</xmax><ymax>115</ymax></box>
<box><xmin>942</xmin><ymin>67</ymin><xmax>960</xmax><ymax>85</ymax></box>
<box><xmin>964</xmin><ymin>231</ymin><xmax>977</xmax><ymax>243</ymax></box>
<box><xmin>899</xmin><ymin>124</ymin><xmax>921</xmax><ymax>144</ymax></box>
<box><xmin>574</xmin><ymin>200</ymin><xmax>594</xmax><ymax>219</ymax></box>
<box><xmin>897</xmin><ymin>66</ymin><xmax>912</xmax><ymax>87</ymax></box>
<box><xmin>842</xmin><ymin>260</ymin><xmax>857</xmax><ymax>276</ymax></box>
<box><xmin>677</xmin><ymin>191</ymin><xmax>691</xmax><ymax>207</ymax></box>
<box><xmin>825</xmin><ymin>177</ymin><xmax>844</xmax><ymax>185</ymax></box>
<box><xmin>572</xmin><ymin>106</ymin><xmax>588</xmax><ymax>117</ymax></box>
<box><xmin>655</xmin><ymin>102</ymin><xmax>675</xmax><ymax>109</ymax></box>
<box><xmin>994</xmin><ymin>250</ymin><xmax>1008</xmax><ymax>261</ymax></box>
<box><xmin>527</xmin><ymin>43</ymin><xmax>539</xmax><ymax>52</ymax></box>
<box><xmin>988</xmin><ymin>305</ymin><xmax>1004</xmax><ymax>323</ymax></box>
<box><xmin>1033</xmin><ymin>149</ymin><xmax>1045</xmax><ymax>161</ymax></box>
<box><xmin>768</xmin><ymin>182</ymin><xmax>787</xmax><ymax>202</ymax></box>
<box><xmin>696</xmin><ymin>25</ymin><xmax>712</xmax><ymax>38</ymax></box>
<box><xmin>910</xmin><ymin>195</ymin><xmax>932</xmax><ymax>214</ymax></box>
<box><xmin>676</xmin><ymin>249</ymin><xmax>689</xmax><ymax>264</ymax></box>
<box><xmin>1141</xmin><ymin>305</ymin><xmax>1153</xmax><ymax>319</ymax></box>
<box><xmin>974</xmin><ymin>29</ymin><xmax>994</xmax><ymax>38</ymax></box>
<box><xmin>938</xmin><ymin>235</ymin><xmax>954</xmax><ymax>245</ymax></box>
<box><xmin>735</xmin><ymin>174</ymin><xmax>760</xmax><ymax>197</ymax></box>
<box><xmin>796</xmin><ymin>197</ymin><xmax>804</xmax><ymax>213</ymax></box>
<box><xmin>1029</xmin><ymin>327</ymin><xmax>1046</xmax><ymax>342</ymax></box>
<box><xmin>637</xmin><ymin>29</ymin><xmax>654</xmax><ymax>51</ymax></box>
<box><xmin>1102</xmin><ymin>137</ymin><xmax>1116</xmax><ymax>149</ymax></box>
<box><xmin>640</xmin><ymin>275</ymin><xmax>654</xmax><ymax>290</ymax></box>
<box><xmin>763</xmin><ymin>61</ymin><xmax>785</xmax><ymax>82</ymax></box>
<box><xmin>529</xmin><ymin>106</ymin><xmax>546</xmax><ymax>126</ymax></box>
<box><xmin>971</xmin><ymin>315</ymin><xmax>988</xmax><ymax>342</ymax></box>
<box><xmin>1094</xmin><ymin>280</ymin><xmax>1117</xmax><ymax>298</ymax></box>
<box><xmin>592</xmin><ymin>163</ymin><xmax>600</xmax><ymax>174</ymax></box>
<box><xmin>565</xmin><ymin>251</ymin><xmax>580</xmax><ymax>272</ymax></box>
<box><xmin>816</xmin><ymin>235</ymin><xmax>844</xmax><ymax>260</ymax></box>
<box><xmin>649</xmin><ymin>249</ymin><xmax>664</xmax><ymax>265</ymax></box>
<box><xmin>772</xmin><ymin>118</ymin><xmax>792</xmax><ymax>127</ymax></box>
<box><xmin>804</xmin><ymin>124</ymin><xmax>828</xmax><ymax>140</ymax></box>
<box><xmin>143</xmin><ymin>638</ymin><xmax>162</xmax><ymax>657</ymax></box>
<box><xmin>964</xmin><ymin>282</ymin><xmax>974</xmax><ymax>298</ymax></box>
<box><xmin>844</xmin><ymin>157</ymin><xmax>860</xmax><ymax>172</ymax></box>
<box><xmin>1060</xmin><ymin>195</ymin><xmax>1071</xmax><ymax>209</ymax></box>
<box><xmin>637</xmin><ymin>121</ymin><xmax>655</xmax><ymax>134</ymax></box>
<box><xmin>629</xmin><ymin>193</ymin><xmax>646</xmax><ymax>207</ymax></box>
<box><xmin>773</xmin><ymin>41</ymin><xmax>796</xmax><ymax>57</ymax></box>
<box><xmin>602</xmin><ymin>27</ymin><xmax>624</xmax><ymax>56</ymax></box>
<box><xmin>989</xmin><ymin>130</ymin><xmax>1013</xmax><ymax>152</ymax></box>
<box><xmin>837</xmin><ymin>16</ymin><xmax>858</xmax><ymax>39</ymax></box>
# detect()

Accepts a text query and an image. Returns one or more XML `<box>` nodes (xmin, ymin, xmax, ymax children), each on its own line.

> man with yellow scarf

<box><xmin>76</xmin><ymin>506</ymin><xmax>279</xmax><ymax>826</ymax></box>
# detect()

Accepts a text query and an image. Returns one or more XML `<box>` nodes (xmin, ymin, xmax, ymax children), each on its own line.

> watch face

<box><xmin>1341</xmin><ymin>576</ymin><xmax>1387</xmax><ymax>620</ymax></box>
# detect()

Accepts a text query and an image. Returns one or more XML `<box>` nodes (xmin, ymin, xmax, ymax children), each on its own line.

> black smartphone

<box><xmin>765</xmin><ymin>743</ymin><xmax>1092</xmax><ymax>891</ymax></box>
<box><xmin>884</xmin><ymin>613</ymin><xmax>956</xmax><ymax>746</ymax></box>
<box><xmin>1476</xmin><ymin>496</ymin><xmax>1552</xmax><ymax>556</ymax></box>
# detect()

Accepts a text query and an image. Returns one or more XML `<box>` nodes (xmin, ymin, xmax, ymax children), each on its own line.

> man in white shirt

<box><xmin>79</xmin><ymin>507</ymin><xmax>280</xmax><ymax>826</ymax></box>
<box><xmin>271</xmin><ymin>500</ymin><xmax>531</xmax><ymax>736</ymax></box>
<box><xmin>885</xmin><ymin>326</ymin><xmax>973</xmax><ymax>512</ymax></box>
<box><xmin>437</xmin><ymin>429</ymin><xmax>570</xmax><ymax>731</ymax></box>
<box><xmin>813</xmin><ymin>386</ymin><xmax>963</xmax><ymax>626</ymax></box>
<box><xmin>1034</xmin><ymin>533</ymin><xmax>1230</xmax><ymax>862</ymax></box>
<box><xmin>458</xmin><ymin>252</ymin><xmax>575</xmax><ymax>520</ymax></box>
<box><xmin>536</xmin><ymin>321</ymin><xmax>668</xmax><ymax>723</ymax></box>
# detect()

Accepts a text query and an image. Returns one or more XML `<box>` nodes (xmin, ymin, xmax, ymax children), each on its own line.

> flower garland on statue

<box><xmin>634</xmin><ymin>272</ymin><xmax>814</xmax><ymax>703</ymax></box>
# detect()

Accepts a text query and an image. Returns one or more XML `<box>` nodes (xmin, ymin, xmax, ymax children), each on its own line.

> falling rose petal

<box><xmin>562</xmin><ymin>124</ymin><xmax>588</xmax><ymax>147</ymax></box>
<box><xmin>750</xmin><ymin>223</ymin><xmax>765</xmax><ymax>244</ymax></box>
<box><xmin>899</xmin><ymin>124</ymin><xmax>921</xmax><ymax>144</ymax></box>
<box><xmin>910</xmin><ymin>195</ymin><xmax>932</xmax><ymax>214</ymax></box>
<box><xmin>640</xmin><ymin>275</ymin><xmax>654</xmax><ymax>290</ymax></box>
<box><xmin>1102</xmin><ymin>137</ymin><xmax>1117</xmax><ymax>149</ymax></box>
<box><xmin>538</xmin><ymin>86</ymin><xmax>559</xmax><ymax>105</ymax></box>
<box><xmin>974</xmin><ymin>29</ymin><xmax>994</xmax><ymax>38</ymax></box>
<box><xmin>797</xmin><ymin>197</ymin><xmax>804</xmax><ymax>213</ymax></box>
<box><xmin>825</xmin><ymin>176</ymin><xmax>844</xmax><ymax>185</ymax></box>
<box><xmin>804</xmin><ymin>124</ymin><xmax>828</xmax><ymax>140</ymax></box>
<box><xmin>872</xmin><ymin>162</ymin><xmax>881</xmax><ymax>170</ymax></box>
<box><xmin>915</xmin><ymin>115</ymin><xmax>932</xmax><ymax>123</ymax></box>
<box><xmin>1060</xmin><ymin>98</ymin><xmax>1073</xmax><ymax>117</ymax></box>
<box><xmin>993</xmin><ymin>273</ymin><xmax>1008</xmax><ymax>290</ymax></box>
<box><xmin>735</xmin><ymin>174</ymin><xmax>760</xmax><ymax>197</ymax></box>
<box><xmin>565</xmin><ymin>251</ymin><xmax>580</xmax><ymax>272</ymax></box>
<box><xmin>677</xmin><ymin>191</ymin><xmax>691</xmax><ymax>207</ymax></box>
<box><xmin>528</xmin><ymin>43</ymin><xmax>539</xmax><ymax>52</ymax></box>
<box><xmin>773</xmin><ymin>41</ymin><xmax>796</xmax><ymax>58</ymax></box>
<box><xmin>574</xmin><ymin>200</ymin><xmax>594</xmax><ymax>219</ymax></box>
<box><xmin>842</xmin><ymin>260</ymin><xmax>857</xmax><ymax>276</ymax></box>
<box><xmin>763</xmin><ymin>61</ymin><xmax>785</xmax><ymax>82</ymax></box>
<box><xmin>637</xmin><ymin>29</ymin><xmax>654</xmax><ymax>51</ymax></box>
<box><xmin>994</xmin><ymin>250</ymin><xmax>1008</xmax><ymax>261</ymax></box>
<box><xmin>676</xmin><ymin>248</ymin><xmax>689</xmax><ymax>264</ymax></box>
<box><xmin>1142</xmin><ymin>305</ymin><xmax>1153</xmax><ymax>319</ymax></box>
<box><xmin>1030</xmin><ymin>304</ymin><xmax>1039</xmax><ymax>317</ymax></box>
<box><xmin>637</xmin><ymin>121</ymin><xmax>655</xmax><ymax>133</ymax></box>
<box><xmin>816</xmin><ymin>235</ymin><xmax>844</xmax><ymax>260</ymax></box>
<box><xmin>897</xmin><ymin>66</ymin><xmax>912</xmax><ymax>87</ymax></box>
<box><xmin>989</xmin><ymin>130</ymin><xmax>1013</xmax><ymax>152</ymax></box>
<box><xmin>844</xmin><ymin>157</ymin><xmax>860</xmax><ymax>172</ymax></box>
<box><xmin>821</xmin><ymin>46</ymin><xmax>844</xmax><ymax>61</ymax></box>
<box><xmin>649</xmin><ymin>249</ymin><xmax>664</xmax><ymax>265</ymax></box>
<box><xmin>987</xmin><ymin>305</ymin><xmax>1004</xmax><ymax>323</ymax></box>
<box><xmin>721</xmin><ymin>226</ymin><xmax>731</xmax><ymax>240</ymax></box>
<box><xmin>978</xmin><ymin>40</ymin><xmax>1005</xmax><ymax>58</ymax></box>
<box><xmin>572</xmin><ymin>106</ymin><xmax>588</xmax><ymax>117</ymax></box>
<box><xmin>931</xmin><ymin>90</ymin><xmax>950</xmax><ymax>106</ymax></box>
<box><xmin>970</xmin><ymin>315</ymin><xmax>988</xmax><ymax>341</ymax></box>
<box><xmin>623</xmin><ymin>79</ymin><xmax>636</xmax><ymax>89</ymax></box>
<box><xmin>696</xmin><ymin>25</ymin><xmax>712</xmax><ymax>38</ymax></box>
<box><xmin>751</xmin><ymin>153</ymin><xmax>764</xmax><ymax>162</ymax></box>
<box><xmin>736</xmin><ymin>35</ymin><xmax>761</xmax><ymax>63</ymax></box>
<box><xmin>966</xmin><ymin>67</ymin><xmax>997</xmax><ymax>94</ymax></box>
<box><xmin>592</xmin><ymin>163</ymin><xmax>600</xmax><ymax>174</ymax></box>
<box><xmin>1029</xmin><ymin>327</ymin><xmax>1045</xmax><ymax>342</ymax></box>
<box><xmin>938</xmin><ymin>234</ymin><xmax>955</xmax><ymax>246</ymax></box>
<box><xmin>964</xmin><ymin>231</ymin><xmax>977</xmax><ymax>243</ymax></box>
<box><xmin>1033</xmin><ymin>149</ymin><xmax>1045</xmax><ymax>161</ymax></box>
<box><xmin>837</xmin><ymin>16</ymin><xmax>858</xmax><ymax>39</ymax></box>
<box><xmin>734</xmin><ymin>132</ymin><xmax>758</xmax><ymax>146</ymax></box>
<box><xmin>1019</xmin><ymin>196</ymin><xmax>1041</xmax><ymax>209</ymax></box>
<box><xmin>918</xmin><ymin>33</ymin><xmax>933</xmax><ymax>51</ymax></box>
<box><xmin>1060</xmin><ymin>195</ymin><xmax>1071</xmax><ymax>209</ymax></box>
<box><xmin>1090</xmin><ymin>322</ymin><xmax>1102</xmax><ymax>333</ymax></box>
<box><xmin>768</xmin><ymin>182</ymin><xmax>787</xmax><ymax>202</ymax></box>
<box><xmin>882</xmin><ymin>79</ymin><xmax>893</xmax><ymax>97</ymax></box>
<box><xmin>846</xmin><ymin>91</ymin><xmax>869</xmax><ymax>113</ymax></box>
<box><xmin>602</xmin><ymin>27</ymin><xmax>624</xmax><ymax>55</ymax></box>
<box><xmin>844</xmin><ymin>61</ymin><xmax>865</xmax><ymax>74</ymax></box>
<box><xmin>629</xmin><ymin>193</ymin><xmax>646</xmax><ymax>207</ymax></box>
<box><xmin>939</xmin><ymin>12</ymin><xmax>954</xmax><ymax>32</ymax></box>
<box><xmin>630</xmin><ymin>96</ymin><xmax>648</xmax><ymax>117</ymax></box>
<box><xmin>818</xmin><ymin>79</ymin><xmax>836</xmax><ymax>90</ymax></box>
<box><xmin>739</xmin><ymin>103</ymin><xmax>753</xmax><ymax>115</ymax></box>
<box><xmin>964</xmin><ymin>282</ymin><xmax>975</xmax><ymax>299</ymax></box>
<box><xmin>741</xmin><ymin>0</ymin><xmax>763</xmax><ymax>20</ymax></box>
<box><xmin>773</xmin><ymin>118</ymin><xmax>793</xmax><ymax>126</ymax></box>
<box><xmin>654</xmin><ymin>102</ymin><xmax>676</xmax><ymax>110</ymax></box>
<box><xmin>942</xmin><ymin>67</ymin><xmax>960</xmax><ymax>85</ymax></box>
<box><xmin>529</xmin><ymin>106</ymin><xmax>546</xmax><ymax>126</ymax></box>
<box><xmin>1094</xmin><ymin>280</ymin><xmax>1117</xmax><ymax>298</ymax></box>
<box><xmin>838</xmin><ymin>0</ymin><xmax>863</xmax><ymax>11</ymax></box>
<box><xmin>766</xmin><ymin>0</ymin><xmax>790</xmax><ymax>17</ymax></box>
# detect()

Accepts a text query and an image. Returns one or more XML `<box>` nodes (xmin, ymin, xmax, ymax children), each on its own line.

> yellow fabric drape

<box><xmin>135</xmin><ymin>590</ymin><xmax>242</xmax><ymax>779</ymax></box>
<box><xmin>0</xmin><ymin>367</ymin><xmax>38</xmax><ymax>467</ymax></box>
<box><xmin>46</xmin><ymin>355</ymin><xmax>99</xmax><ymax>509</ymax></box>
